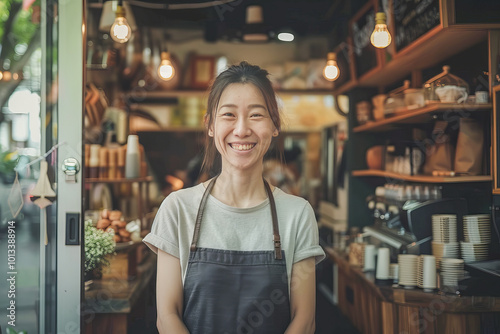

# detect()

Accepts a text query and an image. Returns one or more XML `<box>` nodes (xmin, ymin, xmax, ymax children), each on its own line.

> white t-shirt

<box><xmin>143</xmin><ymin>183</ymin><xmax>325</xmax><ymax>289</ymax></box>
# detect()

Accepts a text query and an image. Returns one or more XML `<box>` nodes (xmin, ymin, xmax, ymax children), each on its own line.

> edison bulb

<box><xmin>371</xmin><ymin>12</ymin><xmax>391</xmax><ymax>48</ymax></box>
<box><xmin>110</xmin><ymin>5</ymin><xmax>131</xmax><ymax>43</ymax></box>
<box><xmin>158</xmin><ymin>52</ymin><xmax>175</xmax><ymax>81</ymax></box>
<box><xmin>323</xmin><ymin>52</ymin><xmax>340</xmax><ymax>81</ymax></box>
<box><xmin>111</xmin><ymin>17</ymin><xmax>131</xmax><ymax>43</ymax></box>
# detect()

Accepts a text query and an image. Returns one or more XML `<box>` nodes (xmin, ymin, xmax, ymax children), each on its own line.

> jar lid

<box><xmin>424</xmin><ymin>65</ymin><xmax>469</xmax><ymax>93</ymax></box>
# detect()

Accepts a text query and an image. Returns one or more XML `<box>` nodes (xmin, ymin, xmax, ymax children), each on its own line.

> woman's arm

<box><xmin>285</xmin><ymin>257</ymin><xmax>316</xmax><ymax>334</ymax></box>
<box><xmin>156</xmin><ymin>249</ymin><xmax>190</xmax><ymax>334</ymax></box>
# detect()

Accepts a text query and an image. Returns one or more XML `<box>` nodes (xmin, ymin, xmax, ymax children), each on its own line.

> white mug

<box><xmin>475</xmin><ymin>91</ymin><xmax>489</xmax><ymax>103</ymax></box>
<box><xmin>435</xmin><ymin>85</ymin><xmax>468</xmax><ymax>103</ymax></box>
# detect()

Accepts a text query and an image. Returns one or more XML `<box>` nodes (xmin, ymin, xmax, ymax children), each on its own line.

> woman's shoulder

<box><xmin>159</xmin><ymin>183</ymin><xmax>204</xmax><ymax>208</ymax></box>
<box><xmin>273</xmin><ymin>187</ymin><xmax>310</xmax><ymax>211</ymax></box>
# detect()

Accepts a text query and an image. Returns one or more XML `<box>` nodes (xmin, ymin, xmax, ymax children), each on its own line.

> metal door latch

<box><xmin>62</xmin><ymin>158</ymin><xmax>80</xmax><ymax>183</ymax></box>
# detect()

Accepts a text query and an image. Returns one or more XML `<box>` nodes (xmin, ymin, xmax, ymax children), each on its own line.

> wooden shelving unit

<box><xmin>351</xmin><ymin>170</ymin><xmax>492</xmax><ymax>183</ymax></box>
<box><xmin>353</xmin><ymin>103</ymin><xmax>492</xmax><ymax>133</ymax></box>
<box><xmin>333</xmin><ymin>27</ymin><xmax>487</xmax><ymax>95</ymax></box>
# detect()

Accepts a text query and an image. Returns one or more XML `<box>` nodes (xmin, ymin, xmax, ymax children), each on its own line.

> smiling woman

<box><xmin>143</xmin><ymin>62</ymin><xmax>325</xmax><ymax>334</ymax></box>
<box><xmin>209</xmin><ymin>83</ymin><xmax>278</xmax><ymax>175</ymax></box>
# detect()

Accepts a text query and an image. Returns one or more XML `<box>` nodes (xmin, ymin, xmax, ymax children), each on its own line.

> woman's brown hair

<box><xmin>201</xmin><ymin>61</ymin><xmax>281</xmax><ymax>175</ymax></box>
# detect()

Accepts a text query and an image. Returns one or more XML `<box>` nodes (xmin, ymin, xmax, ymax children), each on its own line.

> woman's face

<box><xmin>209</xmin><ymin>83</ymin><xmax>277</xmax><ymax>173</ymax></box>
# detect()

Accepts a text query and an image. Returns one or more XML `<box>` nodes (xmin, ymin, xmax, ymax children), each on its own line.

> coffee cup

<box><xmin>435</xmin><ymin>85</ymin><xmax>468</xmax><ymax>103</ymax></box>
<box><xmin>475</xmin><ymin>91</ymin><xmax>489</xmax><ymax>104</ymax></box>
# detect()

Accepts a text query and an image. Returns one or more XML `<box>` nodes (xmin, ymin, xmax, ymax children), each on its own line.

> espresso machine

<box><xmin>363</xmin><ymin>193</ymin><xmax>467</xmax><ymax>260</ymax></box>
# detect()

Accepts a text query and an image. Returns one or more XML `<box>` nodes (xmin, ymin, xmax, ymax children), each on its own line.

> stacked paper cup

<box><xmin>364</xmin><ymin>245</ymin><xmax>377</xmax><ymax>271</ymax></box>
<box><xmin>389</xmin><ymin>264</ymin><xmax>399</xmax><ymax>284</ymax></box>
<box><xmin>398</xmin><ymin>254</ymin><xmax>418</xmax><ymax>289</ymax></box>
<box><xmin>417</xmin><ymin>255</ymin><xmax>437</xmax><ymax>292</ymax></box>
<box><xmin>440</xmin><ymin>258</ymin><xmax>465</xmax><ymax>288</ymax></box>
<box><xmin>431</xmin><ymin>214</ymin><xmax>459</xmax><ymax>267</ymax></box>
<box><xmin>461</xmin><ymin>214</ymin><xmax>491</xmax><ymax>263</ymax></box>
<box><xmin>376</xmin><ymin>248</ymin><xmax>391</xmax><ymax>281</ymax></box>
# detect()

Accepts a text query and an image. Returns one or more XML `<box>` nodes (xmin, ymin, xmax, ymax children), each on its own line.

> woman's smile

<box><xmin>229</xmin><ymin>142</ymin><xmax>256</xmax><ymax>151</ymax></box>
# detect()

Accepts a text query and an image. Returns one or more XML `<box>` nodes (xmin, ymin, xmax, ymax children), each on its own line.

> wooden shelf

<box><xmin>333</xmin><ymin>27</ymin><xmax>488</xmax><ymax>95</ymax></box>
<box><xmin>85</xmin><ymin>176</ymin><xmax>153</xmax><ymax>183</ymax></box>
<box><xmin>353</xmin><ymin>103</ymin><xmax>492</xmax><ymax>133</ymax></box>
<box><xmin>351</xmin><ymin>170</ymin><xmax>492</xmax><ymax>183</ymax></box>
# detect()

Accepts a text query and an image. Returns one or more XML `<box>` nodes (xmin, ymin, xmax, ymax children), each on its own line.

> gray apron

<box><xmin>183</xmin><ymin>177</ymin><xmax>291</xmax><ymax>334</ymax></box>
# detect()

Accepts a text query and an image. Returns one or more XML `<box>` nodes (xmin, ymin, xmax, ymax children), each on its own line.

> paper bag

<box><xmin>423</xmin><ymin>121</ymin><xmax>454</xmax><ymax>175</ymax></box>
<box><xmin>454</xmin><ymin>118</ymin><xmax>483</xmax><ymax>175</ymax></box>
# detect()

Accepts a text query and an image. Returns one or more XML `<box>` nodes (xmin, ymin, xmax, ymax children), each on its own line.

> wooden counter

<box><xmin>325</xmin><ymin>247</ymin><xmax>500</xmax><ymax>334</ymax></box>
<box><xmin>83</xmin><ymin>248</ymin><xmax>157</xmax><ymax>334</ymax></box>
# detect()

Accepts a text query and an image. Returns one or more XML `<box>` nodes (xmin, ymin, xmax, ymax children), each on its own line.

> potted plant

<box><xmin>0</xmin><ymin>147</ymin><xmax>19</xmax><ymax>184</ymax></box>
<box><xmin>6</xmin><ymin>328</ymin><xmax>27</xmax><ymax>334</ymax></box>
<box><xmin>84</xmin><ymin>220</ymin><xmax>115</xmax><ymax>282</ymax></box>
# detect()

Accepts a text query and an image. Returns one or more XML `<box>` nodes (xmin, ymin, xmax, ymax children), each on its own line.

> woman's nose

<box><xmin>233</xmin><ymin>118</ymin><xmax>251</xmax><ymax>137</ymax></box>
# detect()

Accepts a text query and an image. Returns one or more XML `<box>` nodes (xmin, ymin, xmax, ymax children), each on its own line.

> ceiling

<box><xmin>89</xmin><ymin>0</ymin><xmax>354</xmax><ymax>45</ymax></box>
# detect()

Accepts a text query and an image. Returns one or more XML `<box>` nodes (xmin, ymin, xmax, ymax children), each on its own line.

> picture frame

<box><xmin>190</xmin><ymin>55</ymin><xmax>216</xmax><ymax>89</ymax></box>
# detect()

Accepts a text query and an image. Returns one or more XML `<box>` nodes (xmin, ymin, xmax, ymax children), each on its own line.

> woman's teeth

<box><xmin>231</xmin><ymin>144</ymin><xmax>255</xmax><ymax>151</ymax></box>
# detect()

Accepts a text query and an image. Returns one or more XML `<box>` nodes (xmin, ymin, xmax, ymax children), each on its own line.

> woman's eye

<box><xmin>222</xmin><ymin>112</ymin><xmax>234</xmax><ymax>117</ymax></box>
<box><xmin>250</xmin><ymin>114</ymin><xmax>263</xmax><ymax>118</ymax></box>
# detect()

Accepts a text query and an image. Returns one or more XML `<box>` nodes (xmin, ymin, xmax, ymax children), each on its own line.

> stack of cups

<box><xmin>364</xmin><ymin>245</ymin><xmax>377</xmax><ymax>271</ymax></box>
<box><xmin>125</xmin><ymin>135</ymin><xmax>140</xmax><ymax>178</ymax></box>
<box><xmin>376</xmin><ymin>248</ymin><xmax>391</xmax><ymax>282</ymax></box>
<box><xmin>431</xmin><ymin>214</ymin><xmax>459</xmax><ymax>267</ymax></box>
<box><xmin>389</xmin><ymin>264</ymin><xmax>399</xmax><ymax>284</ymax></box>
<box><xmin>440</xmin><ymin>258</ymin><xmax>465</xmax><ymax>289</ymax></box>
<box><xmin>417</xmin><ymin>255</ymin><xmax>437</xmax><ymax>292</ymax></box>
<box><xmin>398</xmin><ymin>254</ymin><xmax>418</xmax><ymax>289</ymax></box>
<box><xmin>461</xmin><ymin>214</ymin><xmax>491</xmax><ymax>262</ymax></box>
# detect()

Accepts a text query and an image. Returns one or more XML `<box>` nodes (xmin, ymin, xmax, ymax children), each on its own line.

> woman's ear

<box><xmin>204</xmin><ymin>114</ymin><xmax>214</xmax><ymax>137</ymax></box>
<box><xmin>273</xmin><ymin>129</ymin><xmax>279</xmax><ymax>137</ymax></box>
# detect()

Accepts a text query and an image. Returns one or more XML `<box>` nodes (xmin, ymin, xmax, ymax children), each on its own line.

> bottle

<box><xmin>117</xmin><ymin>145</ymin><xmax>126</xmax><ymax>179</ymax></box>
<box><xmin>116</xmin><ymin>110</ymin><xmax>128</xmax><ymax>145</ymax></box>
<box><xmin>108</xmin><ymin>148</ymin><xmax>117</xmax><ymax>179</ymax></box>
<box><xmin>125</xmin><ymin>135</ymin><xmax>140</xmax><ymax>178</ymax></box>
<box><xmin>84</xmin><ymin>144</ymin><xmax>90</xmax><ymax>179</ymax></box>
<box><xmin>99</xmin><ymin>147</ymin><xmax>108</xmax><ymax>179</ymax></box>
<box><xmin>89</xmin><ymin>144</ymin><xmax>100</xmax><ymax>179</ymax></box>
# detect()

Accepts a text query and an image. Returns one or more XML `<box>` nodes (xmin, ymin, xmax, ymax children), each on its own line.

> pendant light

<box><xmin>323</xmin><ymin>52</ymin><xmax>340</xmax><ymax>82</ymax></box>
<box><xmin>370</xmin><ymin>12</ymin><xmax>391</xmax><ymax>48</ymax></box>
<box><xmin>242</xmin><ymin>5</ymin><xmax>268</xmax><ymax>42</ymax></box>
<box><xmin>158</xmin><ymin>52</ymin><xmax>175</xmax><ymax>81</ymax></box>
<box><xmin>99</xmin><ymin>1</ymin><xmax>137</xmax><ymax>41</ymax></box>
<box><xmin>110</xmin><ymin>1</ymin><xmax>132</xmax><ymax>43</ymax></box>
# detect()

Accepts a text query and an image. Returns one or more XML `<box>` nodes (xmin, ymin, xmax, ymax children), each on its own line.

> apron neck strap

<box><xmin>190</xmin><ymin>176</ymin><xmax>283</xmax><ymax>260</ymax></box>
<box><xmin>263</xmin><ymin>179</ymin><xmax>283</xmax><ymax>260</ymax></box>
<box><xmin>190</xmin><ymin>175</ymin><xmax>217</xmax><ymax>253</ymax></box>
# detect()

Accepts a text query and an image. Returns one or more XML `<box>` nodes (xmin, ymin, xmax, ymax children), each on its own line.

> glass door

<box><xmin>0</xmin><ymin>0</ymin><xmax>85</xmax><ymax>333</ymax></box>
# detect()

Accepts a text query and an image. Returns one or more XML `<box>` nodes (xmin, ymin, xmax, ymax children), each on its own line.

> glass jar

<box><xmin>424</xmin><ymin>66</ymin><xmax>469</xmax><ymax>102</ymax></box>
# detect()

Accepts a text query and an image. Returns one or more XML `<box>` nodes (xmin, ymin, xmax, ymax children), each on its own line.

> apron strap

<box><xmin>190</xmin><ymin>176</ymin><xmax>218</xmax><ymax>252</ymax></box>
<box><xmin>263</xmin><ymin>179</ymin><xmax>283</xmax><ymax>260</ymax></box>
<box><xmin>190</xmin><ymin>176</ymin><xmax>283</xmax><ymax>260</ymax></box>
